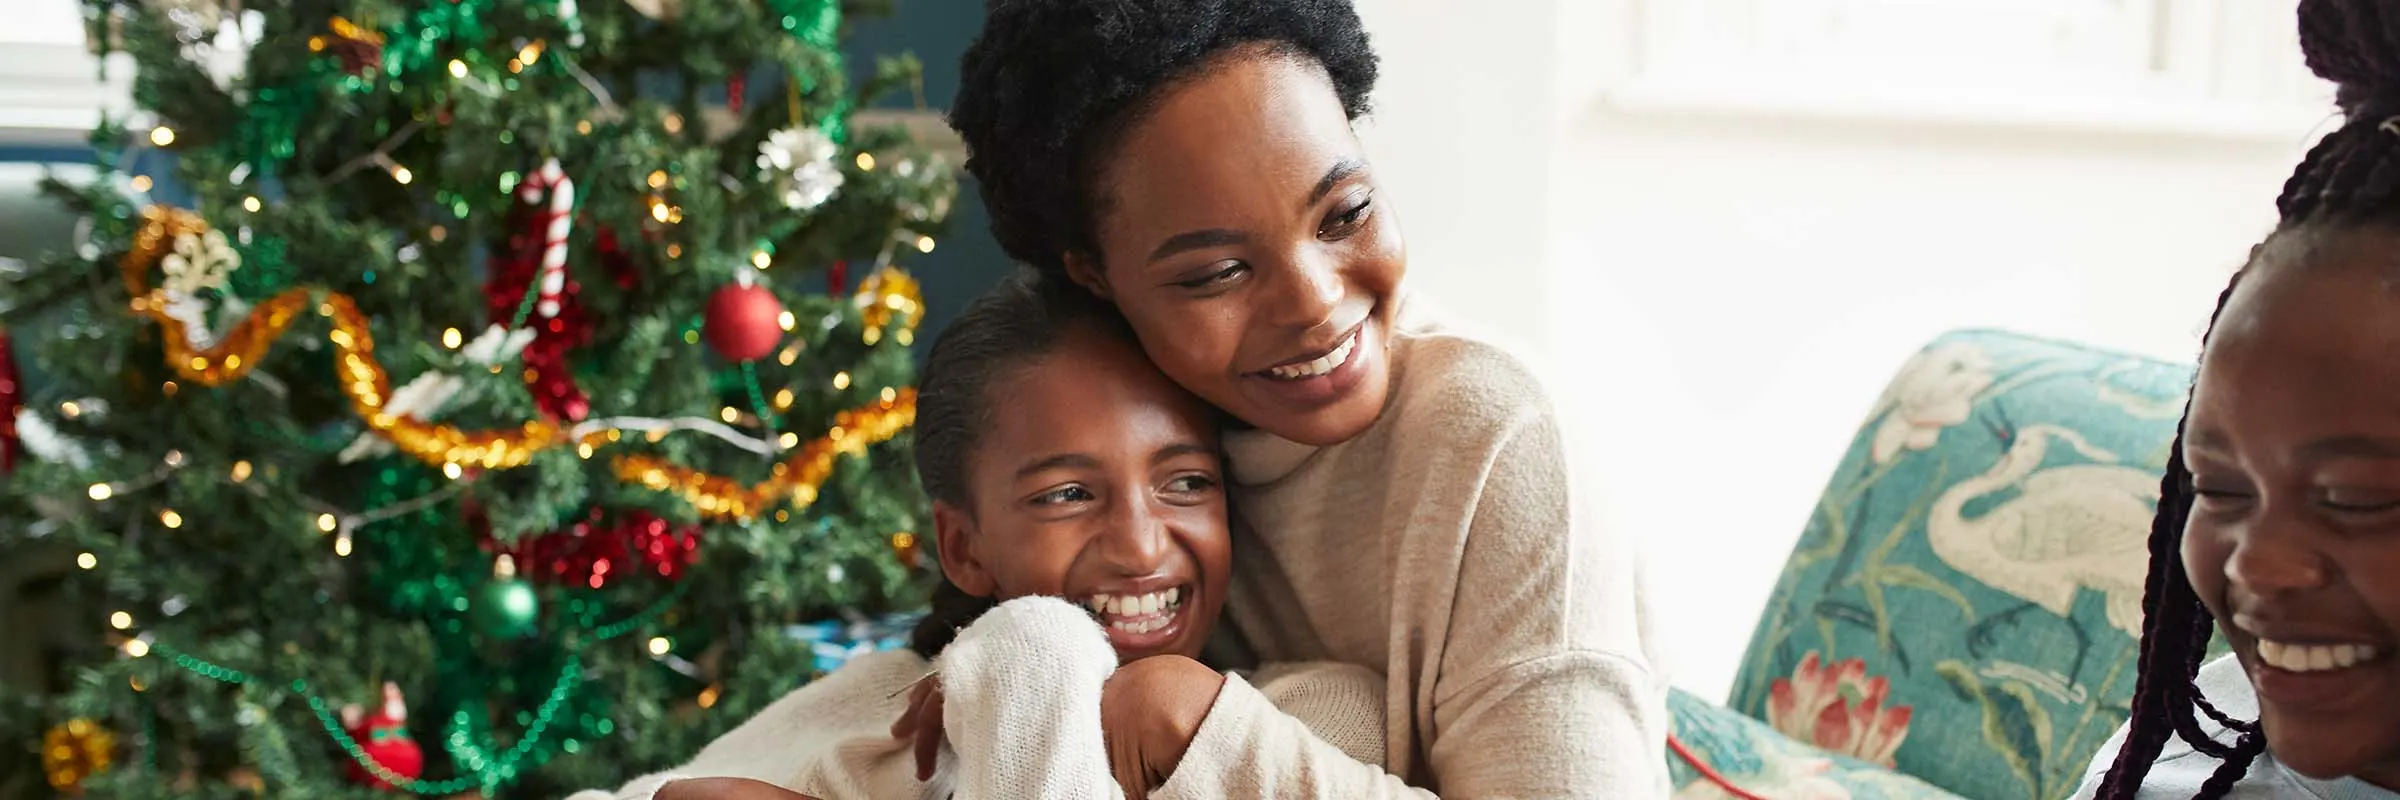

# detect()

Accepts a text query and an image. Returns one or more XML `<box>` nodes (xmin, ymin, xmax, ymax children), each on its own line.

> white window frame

<box><xmin>1606</xmin><ymin>0</ymin><xmax>2338</xmax><ymax>141</ymax></box>
<box><xmin>0</xmin><ymin>3</ymin><xmax>130</xmax><ymax>149</ymax></box>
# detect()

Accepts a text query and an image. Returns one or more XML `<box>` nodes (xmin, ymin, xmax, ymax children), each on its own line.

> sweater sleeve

<box><xmin>555</xmin><ymin>649</ymin><xmax>934</xmax><ymax>800</ymax></box>
<box><xmin>1423</xmin><ymin>405</ymin><xmax>1669</xmax><ymax>797</ymax></box>
<box><xmin>1151</xmin><ymin>663</ymin><xmax>1433</xmax><ymax>799</ymax></box>
<box><xmin>936</xmin><ymin>596</ymin><xmax>1128</xmax><ymax>800</ymax></box>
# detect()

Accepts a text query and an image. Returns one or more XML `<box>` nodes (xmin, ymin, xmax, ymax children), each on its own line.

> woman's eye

<box><xmin>1173</xmin><ymin>262</ymin><xmax>1248</xmax><ymax>290</ymax></box>
<box><xmin>2321</xmin><ymin>491</ymin><xmax>2400</xmax><ymax>514</ymax></box>
<box><xmin>1318</xmin><ymin>196</ymin><xmax>1373</xmax><ymax>238</ymax></box>
<box><xmin>1032</xmin><ymin>486</ymin><xmax>1095</xmax><ymax>506</ymax></box>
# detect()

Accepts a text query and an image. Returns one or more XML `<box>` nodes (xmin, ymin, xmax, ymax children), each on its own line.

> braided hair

<box><xmin>906</xmin><ymin>269</ymin><xmax>1128</xmax><ymax>657</ymax></box>
<box><xmin>2096</xmin><ymin>2</ymin><xmax>2400</xmax><ymax>797</ymax></box>
<box><xmin>948</xmin><ymin>0</ymin><xmax>1379</xmax><ymax>281</ymax></box>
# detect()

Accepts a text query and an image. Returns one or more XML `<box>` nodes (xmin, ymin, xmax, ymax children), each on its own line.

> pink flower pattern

<box><xmin>1766</xmin><ymin>653</ymin><xmax>1915</xmax><ymax>767</ymax></box>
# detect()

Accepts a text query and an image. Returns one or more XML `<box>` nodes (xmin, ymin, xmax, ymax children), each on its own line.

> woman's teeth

<box><xmin>2258</xmin><ymin>639</ymin><xmax>2383</xmax><ymax>673</ymax></box>
<box><xmin>1086</xmin><ymin>588</ymin><xmax>1183</xmax><ymax>635</ymax></box>
<box><xmin>1265</xmin><ymin>333</ymin><xmax>1356</xmax><ymax>380</ymax></box>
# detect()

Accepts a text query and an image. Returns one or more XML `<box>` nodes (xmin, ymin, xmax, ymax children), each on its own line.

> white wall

<box><xmin>1354</xmin><ymin>0</ymin><xmax>2332</xmax><ymax>703</ymax></box>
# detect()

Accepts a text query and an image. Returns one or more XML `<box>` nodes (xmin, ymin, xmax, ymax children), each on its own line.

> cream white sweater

<box><xmin>1211</xmin><ymin>309</ymin><xmax>1670</xmax><ymax>797</ymax></box>
<box><xmin>564</xmin><ymin>596</ymin><xmax>1387</xmax><ymax>800</ymax></box>
<box><xmin>2069</xmin><ymin>655</ymin><xmax>2400</xmax><ymax>799</ymax></box>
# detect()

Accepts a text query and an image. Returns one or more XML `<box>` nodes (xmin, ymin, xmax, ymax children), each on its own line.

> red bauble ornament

<box><xmin>703</xmin><ymin>282</ymin><xmax>786</xmax><ymax>362</ymax></box>
<box><xmin>340</xmin><ymin>683</ymin><xmax>424</xmax><ymax>791</ymax></box>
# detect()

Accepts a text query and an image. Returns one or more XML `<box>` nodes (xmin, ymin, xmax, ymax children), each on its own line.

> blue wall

<box><xmin>849</xmin><ymin>0</ymin><xmax>1009</xmax><ymax>353</ymax></box>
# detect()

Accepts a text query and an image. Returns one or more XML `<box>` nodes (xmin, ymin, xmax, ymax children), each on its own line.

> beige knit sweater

<box><xmin>1210</xmin><ymin>309</ymin><xmax>1670</xmax><ymax>797</ymax></box>
<box><xmin>563</xmin><ymin>596</ymin><xmax>1387</xmax><ymax>800</ymax></box>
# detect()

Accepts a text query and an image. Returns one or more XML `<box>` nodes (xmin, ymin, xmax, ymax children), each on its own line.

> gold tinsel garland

<box><xmin>117</xmin><ymin>207</ymin><xmax>916</xmax><ymax>520</ymax></box>
<box><xmin>42</xmin><ymin>718</ymin><xmax>113</xmax><ymax>792</ymax></box>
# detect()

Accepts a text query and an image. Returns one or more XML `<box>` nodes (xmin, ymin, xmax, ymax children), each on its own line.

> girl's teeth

<box><xmin>1084</xmin><ymin>588</ymin><xmax>1185</xmax><ymax>630</ymax></box>
<box><xmin>1266</xmin><ymin>334</ymin><xmax>1357</xmax><ymax>380</ymax></box>
<box><xmin>2258</xmin><ymin>639</ymin><xmax>2383</xmax><ymax>673</ymax></box>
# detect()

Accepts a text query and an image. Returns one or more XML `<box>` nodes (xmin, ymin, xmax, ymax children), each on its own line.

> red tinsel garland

<box><xmin>485</xmin><ymin>178</ymin><xmax>595</xmax><ymax>422</ymax></box>
<box><xmin>0</xmin><ymin>329</ymin><xmax>18</xmax><ymax>473</ymax></box>
<box><xmin>479</xmin><ymin>508</ymin><xmax>702</xmax><ymax>590</ymax></box>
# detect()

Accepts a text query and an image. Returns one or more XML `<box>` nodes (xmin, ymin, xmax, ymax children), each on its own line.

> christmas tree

<box><xmin>0</xmin><ymin>0</ymin><xmax>956</xmax><ymax>796</ymax></box>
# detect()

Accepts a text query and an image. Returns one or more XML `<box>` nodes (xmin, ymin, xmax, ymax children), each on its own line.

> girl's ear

<box><xmin>1062</xmin><ymin>252</ymin><xmax>1112</xmax><ymax>300</ymax></box>
<box><xmin>933</xmin><ymin>500</ymin><xmax>997</xmax><ymax>597</ymax></box>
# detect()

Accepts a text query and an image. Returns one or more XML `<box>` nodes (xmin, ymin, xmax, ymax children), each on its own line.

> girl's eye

<box><xmin>2191</xmin><ymin>482</ymin><xmax>2254</xmax><ymax>510</ymax></box>
<box><xmin>1173</xmin><ymin>262</ymin><xmax>1248</xmax><ymax>290</ymax></box>
<box><xmin>1318</xmin><ymin>195</ymin><xmax>1373</xmax><ymax>239</ymax></box>
<box><xmin>1032</xmin><ymin>485</ymin><xmax>1095</xmax><ymax>506</ymax></box>
<box><xmin>1164</xmin><ymin>474</ymin><xmax>1218</xmax><ymax>495</ymax></box>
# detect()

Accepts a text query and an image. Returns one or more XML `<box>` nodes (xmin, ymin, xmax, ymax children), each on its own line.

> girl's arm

<box><xmin>1140</xmin><ymin>660</ymin><xmax>1438</xmax><ymax>799</ymax></box>
<box><xmin>933</xmin><ymin>596</ymin><xmax>1129</xmax><ymax>798</ymax></box>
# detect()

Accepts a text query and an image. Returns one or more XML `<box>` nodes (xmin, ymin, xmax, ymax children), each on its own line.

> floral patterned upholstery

<box><xmin>1670</xmin><ymin>330</ymin><xmax>2194</xmax><ymax>800</ymax></box>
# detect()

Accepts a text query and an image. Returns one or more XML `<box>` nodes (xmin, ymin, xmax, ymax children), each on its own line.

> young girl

<box><xmin>565</xmin><ymin>271</ymin><xmax>1387</xmax><ymax>800</ymax></box>
<box><xmin>938</xmin><ymin>0</ymin><xmax>1667</xmax><ymax>795</ymax></box>
<box><xmin>2071</xmin><ymin>1</ymin><xmax>2400</xmax><ymax>796</ymax></box>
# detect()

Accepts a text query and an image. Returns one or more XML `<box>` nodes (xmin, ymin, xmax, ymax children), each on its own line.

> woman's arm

<box><xmin>1417</xmin><ymin>407</ymin><xmax>1668</xmax><ymax>797</ymax></box>
<box><xmin>1135</xmin><ymin>660</ymin><xmax>1437</xmax><ymax>799</ymax></box>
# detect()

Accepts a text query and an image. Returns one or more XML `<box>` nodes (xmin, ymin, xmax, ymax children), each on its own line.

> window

<box><xmin>1617</xmin><ymin>0</ymin><xmax>2334</xmax><ymax>139</ymax></box>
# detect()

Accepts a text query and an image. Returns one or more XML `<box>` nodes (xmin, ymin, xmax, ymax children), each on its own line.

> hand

<box><xmin>653</xmin><ymin>777</ymin><xmax>823</xmax><ymax>800</ymax></box>
<box><xmin>1100</xmin><ymin>656</ymin><xmax>1226</xmax><ymax>798</ymax></box>
<box><xmin>887</xmin><ymin>674</ymin><xmax>945</xmax><ymax>782</ymax></box>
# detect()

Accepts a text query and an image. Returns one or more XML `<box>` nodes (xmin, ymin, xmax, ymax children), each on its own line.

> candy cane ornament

<box><xmin>519</xmin><ymin>159</ymin><xmax>574</xmax><ymax>319</ymax></box>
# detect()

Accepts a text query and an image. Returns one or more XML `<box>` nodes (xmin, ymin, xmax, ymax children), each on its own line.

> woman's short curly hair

<box><xmin>949</xmin><ymin>0</ymin><xmax>1380</xmax><ymax>279</ymax></box>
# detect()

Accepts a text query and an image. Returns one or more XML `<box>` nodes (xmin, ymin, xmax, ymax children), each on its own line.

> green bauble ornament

<box><xmin>471</xmin><ymin>557</ymin><xmax>541</xmax><ymax>639</ymax></box>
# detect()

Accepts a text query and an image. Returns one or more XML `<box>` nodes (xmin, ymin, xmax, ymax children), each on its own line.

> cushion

<box><xmin>1726</xmin><ymin>330</ymin><xmax>2193</xmax><ymax>800</ymax></box>
<box><xmin>1670</xmin><ymin>688</ymin><xmax>1963</xmax><ymax>799</ymax></box>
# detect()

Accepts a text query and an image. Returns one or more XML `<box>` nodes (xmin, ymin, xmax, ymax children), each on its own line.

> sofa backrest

<box><xmin>1727</xmin><ymin>329</ymin><xmax>2194</xmax><ymax>800</ymax></box>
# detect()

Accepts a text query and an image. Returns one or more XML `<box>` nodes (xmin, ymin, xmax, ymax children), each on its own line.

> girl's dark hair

<box><xmin>948</xmin><ymin>0</ymin><xmax>1380</xmax><ymax>281</ymax></box>
<box><xmin>907</xmin><ymin>268</ymin><xmax>1126</xmax><ymax>657</ymax></box>
<box><xmin>2098</xmin><ymin>1</ymin><xmax>2400</xmax><ymax>797</ymax></box>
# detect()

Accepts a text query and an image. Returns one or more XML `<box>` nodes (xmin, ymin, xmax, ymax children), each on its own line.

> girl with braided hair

<box><xmin>2069</xmin><ymin>1</ymin><xmax>2400</xmax><ymax>797</ymax></box>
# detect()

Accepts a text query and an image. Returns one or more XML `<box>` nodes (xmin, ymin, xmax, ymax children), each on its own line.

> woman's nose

<box><xmin>2226</xmin><ymin>516</ymin><xmax>2330</xmax><ymax>597</ymax></box>
<box><xmin>1264</xmin><ymin>253</ymin><xmax>1344</xmax><ymax>331</ymax></box>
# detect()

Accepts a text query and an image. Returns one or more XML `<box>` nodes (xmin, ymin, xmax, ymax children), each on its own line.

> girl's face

<box><xmin>932</xmin><ymin>328</ymin><xmax>1232</xmax><ymax>664</ymax></box>
<box><xmin>1066</xmin><ymin>50</ymin><xmax>1405</xmax><ymax>447</ymax></box>
<box><xmin>2183</xmin><ymin>228</ymin><xmax>2400</xmax><ymax>787</ymax></box>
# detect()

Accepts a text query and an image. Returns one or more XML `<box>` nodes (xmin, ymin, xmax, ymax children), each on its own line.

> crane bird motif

<box><xmin>1927</xmin><ymin>423</ymin><xmax>2156</xmax><ymax>636</ymax></box>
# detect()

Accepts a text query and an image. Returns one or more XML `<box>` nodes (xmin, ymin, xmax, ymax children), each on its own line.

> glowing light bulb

<box><xmin>443</xmin><ymin>328</ymin><xmax>464</xmax><ymax>349</ymax></box>
<box><xmin>648</xmin><ymin>170</ymin><xmax>668</xmax><ymax>189</ymax></box>
<box><xmin>779</xmin><ymin>432</ymin><xmax>800</xmax><ymax>449</ymax></box>
<box><xmin>242</xmin><ymin>196</ymin><xmax>261</xmax><ymax>212</ymax></box>
<box><xmin>160</xmin><ymin>509</ymin><xmax>182</xmax><ymax>529</ymax></box>
<box><xmin>752</xmin><ymin>250</ymin><xmax>772</xmax><ymax>269</ymax></box>
<box><xmin>833</xmin><ymin>372</ymin><xmax>851</xmax><ymax>390</ymax></box>
<box><xmin>720</xmin><ymin>407</ymin><xmax>739</xmax><ymax>423</ymax></box>
<box><xmin>773</xmin><ymin>389</ymin><xmax>794</xmax><ymax>409</ymax></box>
<box><xmin>391</xmin><ymin>165</ymin><xmax>414</xmax><ymax>184</ymax></box>
<box><xmin>334</xmin><ymin>533</ymin><xmax>354</xmax><ymax>557</ymax></box>
<box><xmin>448</xmin><ymin>59</ymin><xmax>468</xmax><ymax>78</ymax></box>
<box><xmin>648</xmin><ymin>637</ymin><xmax>671</xmax><ymax>656</ymax></box>
<box><xmin>60</xmin><ymin>401</ymin><xmax>80</xmax><ymax>418</ymax></box>
<box><xmin>881</xmin><ymin>387</ymin><xmax>898</xmax><ymax>403</ymax></box>
<box><xmin>317</xmin><ymin>514</ymin><xmax>338</xmax><ymax>533</ymax></box>
<box><xmin>916</xmin><ymin>236</ymin><xmax>936</xmax><ymax>254</ymax></box>
<box><xmin>76</xmin><ymin>552</ymin><xmax>97</xmax><ymax>570</ymax></box>
<box><xmin>124</xmin><ymin>639</ymin><xmax>151</xmax><ymax>658</ymax></box>
<box><xmin>88</xmin><ymin>484</ymin><xmax>113</xmax><ymax>501</ymax></box>
<box><xmin>518</xmin><ymin>42</ymin><xmax>544</xmax><ymax>65</ymax></box>
<box><xmin>110</xmin><ymin>611</ymin><xmax>133</xmax><ymax>630</ymax></box>
<box><xmin>651</xmin><ymin>203</ymin><xmax>671</xmax><ymax>223</ymax></box>
<box><xmin>129</xmin><ymin>175</ymin><xmax>153</xmax><ymax>192</ymax></box>
<box><xmin>443</xmin><ymin>462</ymin><xmax>464</xmax><ymax>480</ymax></box>
<box><xmin>149</xmin><ymin>127</ymin><xmax>175</xmax><ymax>146</ymax></box>
<box><xmin>856</xmin><ymin>152</ymin><xmax>876</xmax><ymax>171</ymax></box>
<box><xmin>231</xmin><ymin>460</ymin><xmax>253</xmax><ymax>482</ymax></box>
<box><xmin>778</xmin><ymin>310</ymin><xmax>797</xmax><ymax>331</ymax></box>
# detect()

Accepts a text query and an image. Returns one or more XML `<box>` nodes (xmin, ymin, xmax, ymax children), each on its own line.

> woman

<box><xmin>926</xmin><ymin>0</ymin><xmax>1670</xmax><ymax>795</ymax></box>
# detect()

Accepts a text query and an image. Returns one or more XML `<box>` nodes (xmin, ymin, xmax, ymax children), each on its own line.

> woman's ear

<box><xmin>932</xmin><ymin>500</ymin><xmax>997</xmax><ymax>597</ymax></box>
<box><xmin>1062</xmin><ymin>252</ymin><xmax>1112</xmax><ymax>300</ymax></box>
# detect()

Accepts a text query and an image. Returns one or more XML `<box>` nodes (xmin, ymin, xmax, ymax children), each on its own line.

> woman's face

<box><xmin>932</xmin><ymin>328</ymin><xmax>1232</xmax><ymax>664</ymax></box>
<box><xmin>1067</xmin><ymin>51</ymin><xmax>1405</xmax><ymax>447</ymax></box>
<box><xmin>2182</xmin><ymin>228</ymin><xmax>2400</xmax><ymax>788</ymax></box>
